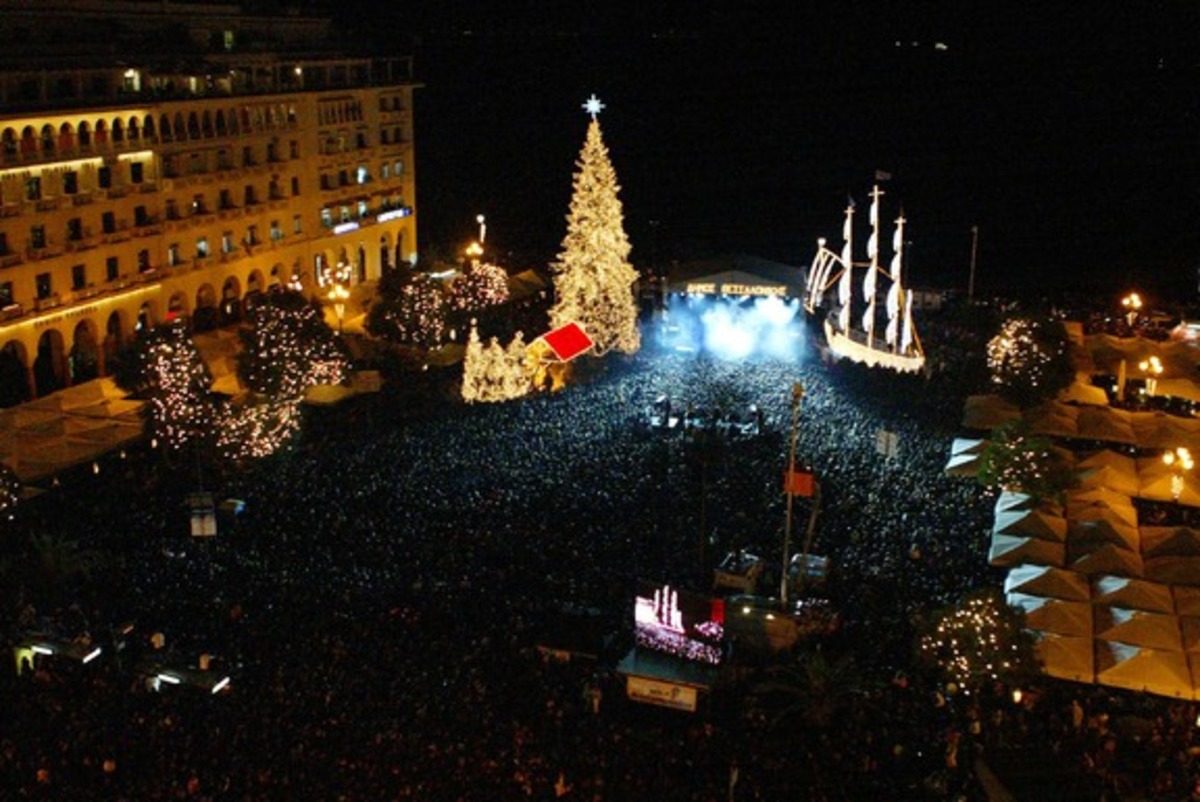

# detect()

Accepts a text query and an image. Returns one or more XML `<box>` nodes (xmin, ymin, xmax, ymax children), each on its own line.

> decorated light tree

<box><xmin>366</xmin><ymin>273</ymin><xmax>447</xmax><ymax>349</ymax></box>
<box><xmin>549</xmin><ymin>95</ymin><xmax>640</xmax><ymax>356</ymax></box>
<box><xmin>114</xmin><ymin>323</ymin><xmax>214</xmax><ymax>452</ymax></box>
<box><xmin>216</xmin><ymin>398</ymin><xmax>304</xmax><ymax>462</ymax></box>
<box><xmin>0</xmin><ymin>461</ymin><xmax>21</xmax><ymax>522</ymax></box>
<box><xmin>449</xmin><ymin>261</ymin><xmax>509</xmax><ymax>313</ymax></box>
<box><xmin>977</xmin><ymin>419</ymin><xmax>1076</xmax><ymax>501</ymax></box>
<box><xmin>238</xmin><ymin>291</ymin><xmax>349</xmax><ymax>399</ymax></box>
<box><xmin>987</xmin><ymin>316</ymin><xmax>1074</xmax><ymax>408</ymax></box>
<box><xmin>461</xmin><ymin>325</ymin><xmax>532</xmax><ymax>403</ymax></box>
<box><xmin>920</xmin><ymin>589</ymin><xmax>1039</xmax><ymax>690</ymax></box>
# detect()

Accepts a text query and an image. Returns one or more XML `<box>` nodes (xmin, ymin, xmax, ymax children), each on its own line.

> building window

<box><xmin>138</xmin><ymin>249</ymin><xmax>150</xmax><ymax>272</ymax></box>
<box><xmin>243</xmin><ymin>184</ymin><xmax>257</xmax><ymax>206</ymax></box>
<box><xmin>394</xmin><ymin>161</ymin><xmax>404</xmax><ymax>176</ymax></box>
<box><xmin>98</xmin><ymin>166</ymin><xmax>112</xmax><ymax>188</ymax></box>
<box><xmin>246</xmin><ymin>225</ymin><xmax>258</xmax><ymax>246</ymax></box>
<box><xmin>223</xmin><ymin>30</ymin><xmax>235</xmax><ymax>51</ymax></box>
<box><xmin>357</xmin><ymin>200</ymin><xmax>368</xmax><ymax>219</ymax></box>
<box><xmin>289</xmin><ymin>140</ymin><xmax>299</xmax><ymax>159</ymax></box>
<box><xmin>242</xmin><ymin>145</ymin><xmax>255</xmax><ymax>167</ymax></box>
<box><xmin>134</xmin><ymin>205</ymin><xmax>148</xmax><ymax>226</ymax></box>
<box><xmin>196</xmin><ymin>237</ymin><xmax>209</xmax><ymax>258</ymax></box>
<box><xmin>35</xmin><ymin>272</ymin><xmax>51</xmax><ymax>299</ymax></box>
<box><xmin>63</xmin><ymin>171</ymin><xmax>78</xmax><ymax>195</ymax></box>
<box><xmin>340</xmin><ymin>206</ymin><xmax>351</xmax><ymax>223</ymax></box>
<box><xmin>25</xmin><ymin>177</ymin><xmax>40</xmax><ymax>201</ymax></box>
<box><xmin>219</xmin><ymin>189</ymin><xmax>234</xmax><ymax>210</ymax></box>
<box><xmin>270</xmin><ymin>220</ymin><xmax>282</xmax><ymax>241</ymax></box>
<box><xmin>167</xmin><ymin>244</ymin><xmax>180</xmax><ymax>266</ymax></box>
<box><xmin>192</xmin><ymin>194</ymin><xmax>207</xmax><ymax>215</ymax></box>
<box><xmin>30</xmin><ymin>225</ymin><xmax>45</xmax><ymax>250</ymax></box>
<box><xmin>356</xmin><ymin>166</ymin><xmax>369</xmax><ymax>184</ymax></box>
<box><xmin>292</xmin><ymin>214</ymin><xmax>302</xmax><ymax>234</ymax></box>
<box><xmin>221</xmin><ymin>231</ymin><xmax>234</xmax><ymax>254</ymax></box>
<box><xmin>67</xmin><ymin>217</ymin><xmax>83</xmax><ymax>241</ymax></box>
<box><xmin>106</xmin><ymin>256</ymin><xmax>119</xmax><ymax>280</ymax></box>
<box><xmin>189</xmin><ymin>153</ymin><xmax>204</xmax><ymax>175</ymax></box>
<box><xmin>71</xmin><ymin>264</ymin><xmax>86</xmax><ymax>290</ymax></box>
<box><xmin>166</xmin><ymin>199</ymin><xmax>179</xmax><ymax>220</ymax></box>
<box><xmin>381</xmin><ymin>163</ymin><xmax>390</xmax><ymax>179</ymax></box>
<box><xmin>320</xmin><ymin>209</ymin><xmax>332</xmax><ymax>228</ymax></box>
<box><xmin>0</xmin><ymin>232</ymin><xmax>9</xmax><ymax>254</ymax></box>
<box><xmin>130</xmin><ymin>161</ymin><xmax>144</xmax><ymax>184</ymax></box>
<box><xmin>0</xmin><ymin>282</ymin><xmax>11</xmax><ymax>306</ymax></box>
<box><xmin>102</xmin><ymin>212</ymin><xmax>115</xmax><ymax>234</ymax></box>
<box><xmin>291</xmin><ymin>176</ymin><xmax>300</xmax><ymax>196</ymax></box>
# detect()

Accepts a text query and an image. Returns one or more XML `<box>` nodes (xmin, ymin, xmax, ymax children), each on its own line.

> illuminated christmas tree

<box><xmin>461</xmin><ymin>325</ymin><xmax>532</xmax><ymax>403</ymax></box>
<box><xmin>216</xmin><ymin>397</ymin><xmax>303</xmax><ymax>462</ymax></box>
<box><xmin>449</xmin><ymin>261</ymin><xmax>509</xmax><ymax>312</ymax></box>
<box><xmin>920</xmin><ymin>589</ymin><xmax>1038</xmax><ymax>689</ymax></box>
<box><xmin>238</xmin><ymin>291</ymin><xmax>348</xmax><ymax>399</ymax></box>
<box><xmin>987</xmin><ymin>317</ymin><xmax>1073</xmax><ymax>408</ymax></box>
<box><xmin>366</xmin><ymin>273</ymin><xmax>447</xmax><ymax>349</ymax></box>
<box><xmin>550</xmin><ymin>95</ymin><xmax>640</xmax><ymax>356</ymax></box>
<box><xmin>0</xmin><ymin>462</ymin><xmax>21</xmax><ymax>522</ymax></box>
<box><xmin>115</xmin><ymin>323</ymin><xmax>214</xmax><ymax>452</ymax></box>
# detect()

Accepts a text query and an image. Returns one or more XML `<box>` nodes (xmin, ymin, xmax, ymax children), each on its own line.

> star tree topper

<box><xmin>582</xmin><ymin>93</ymin><xmax>605</xmax><ymax>120</ymax></box>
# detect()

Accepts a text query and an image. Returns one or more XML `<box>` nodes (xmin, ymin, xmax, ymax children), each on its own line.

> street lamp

<box><xmin>476</xmin><ymin>214</ymin><xmax>487</xmax><ymax>245</ymax></box>
<box><xmin>1164</xmin><ymin>447</ymin><xmax>1194</xmax><ymax>502</ymax></box>
<box><xmin>1139</xmin><ymin>355</ymin><xmax>1163</xmax><ymax>397</ymax></box>
<box><xmin>328</xmin><ymin>281</ymin><xmax>349</xmax><ymax>334</ymax></box>
<box><xmin>465</xmin><ymin>241</ymin><xmax>483</xmax><ymax>266</ymax></box>
<box><xmin>1121</xmin><ymin>292</ymin><xmax>1143</xmax><ymax>328</ymax></box>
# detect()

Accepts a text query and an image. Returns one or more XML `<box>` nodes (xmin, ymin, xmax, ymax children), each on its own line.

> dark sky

<box><xmin>332</xmin><ymin>2</ymin><xmax>1200</xmax><ymax>296</ymax></box>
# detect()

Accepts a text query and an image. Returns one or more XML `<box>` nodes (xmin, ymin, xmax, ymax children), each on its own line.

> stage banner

<box><xmin>626</xmin><ymin>675</ymin><xmax>698</xmax><ymax>713</ymax></box>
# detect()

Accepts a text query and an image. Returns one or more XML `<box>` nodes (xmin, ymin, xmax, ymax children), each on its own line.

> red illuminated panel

<box><xmin>541</xmin><ymin>322</ymin><xmax>593</xmax><ymax>361</ymax></box>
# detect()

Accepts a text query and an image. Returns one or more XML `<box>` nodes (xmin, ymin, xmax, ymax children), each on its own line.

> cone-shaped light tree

<box><xmin>550</xmin><ymin>95</ymin><xmax>640</xmax><ymax>356</ymax></box>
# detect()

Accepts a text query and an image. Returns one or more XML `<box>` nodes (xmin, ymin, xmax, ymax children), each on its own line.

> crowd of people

<box><xmin>1</xmin><ymin>304</ymin><xmax>1198</xmax><ymax>801</ymax></box>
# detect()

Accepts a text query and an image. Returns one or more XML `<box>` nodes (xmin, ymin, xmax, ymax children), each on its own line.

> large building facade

<box><xmin>0</xmin><ymin>3</ymin><xmax>418</xmax><ymax>404</ymax></box>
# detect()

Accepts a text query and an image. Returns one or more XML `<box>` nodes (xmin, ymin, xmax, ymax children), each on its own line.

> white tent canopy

<box><xmin>1004</xmin><ymin>564</ymin><xmax>1091</xmax><ymax>602</ymax></box>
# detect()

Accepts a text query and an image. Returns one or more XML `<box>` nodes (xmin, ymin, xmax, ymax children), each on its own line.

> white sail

<box><xmin>892</xmin><ymin>223</ymin><xmax>903</xmax><ymax>253</ymax></box>
<box><xmin>863</xmin><ymin>264</ymin><xmax>877</xmax><ymax>303</ymax></box>
<box><xmin>870</xmin><ymin>196</ymin><xmax>879</xmax><ymax>227</ymax></box>
<box><xmin>841</xmin><ymin>241</ymin><xmax>852</xmax><ymax>272</ymax></box>
<box><xmin>866</xmin><ymin>231</ymin><xmax>877</xmax><ymax>261</ymax></box>
<box><xmin>862</xmin><ymin>305</ymin><xmax>875</xmax><ymax>334</ymax></box>
<box><xmin>838</xmin><ymin>301</ymin><xmax>850</xmax><ymax>333</ymax></box>
<box><xmin>889</xmin><ymin>252</ymin><xmax>902</xmax><ymax>282</ymax></box>
<box><xmin>885</xmin><ymin>310</ymin><xmax>898</xmax><ymax>346</ymax></box>
<box><xmin>842</xmin><ymin>206</ymin><xmax>853</xmax><ymax>242</ymax></box>
<box><xmin>886</xmin><ymin>281</ymin><xmax>900</xmax><ymax>317</ymax></box>
<box><xmin>837</xmin><ymin>259</ymin><xmax>852</xmax><ymax>306</ymax></box>
<box><xmin>901</xmin><ymin>291</ymin><xmax>915</xmax><ymax>353</ymax></box>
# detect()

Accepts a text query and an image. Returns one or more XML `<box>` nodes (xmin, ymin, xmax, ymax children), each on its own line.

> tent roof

<box><xmin>1070</xmin><ymin>544</ymin><xmax>1144</xmax><ymax>578</ymax></box>
<box><xmin>994</xmin><ymin>509</ymin><xmax>1068</xmax><ymax>542</ymax></box>
<box><xmin>1095</xmin><ymin>607</ymin><xmax>1183</xmax><ymax>651</ymax></box>
<box><xmin>1033</xmin><ymin>632</ymin><xmax>1094</xmax><ymax>683</ymax></box>
<box><xmin>1095</xmin><ymin>642</ymin><xmax>1193</xmax><ymax>699</ymax></box>
<box><xmin>1175</xmin><ymin>587</ymin><xmax>1200</xmax><ymax>617</ymax></box>
<box><xmin>1068</xmin><ymin>517</ymin><xmax>1140</xmax><ymax>551</ymax></box>
<box><xmin>1141</xmin><ymin>526</ymin><xmax>1200</xmax><ymax>560</ymax></box>
<box><xmin>990</xmin><ymin>534</ymin><xmax>1065</xmax><ymax>569</ymax></box>
<box><xmin>1145</xmin><ymin>556</ymin><xmax>1200</xmax><ymax>587</ymax></box>
<box><xmin>1076</xmin><ymin>406</ymin><xmax>1137</xmax><ymax>444</ymax></box>
<box><xmin>1091</xmin><ymin>575</ymin><xmax>1176</xmax><ymax>614</ymax></box>
<box><xmin>1004</xmin><ymin>564</ymin><xmax>1091</xmax><ymax>602</ymax></box>
<box><xmin>1008</xmin><ymin>593</ymin><xmax>1092</xmax><ymax>637</ymax></box>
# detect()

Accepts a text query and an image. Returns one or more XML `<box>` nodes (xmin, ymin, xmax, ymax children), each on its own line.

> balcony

<box><xmin>105</xmin><ymin>186</ymin><xmax>129</xmax><ymax>199</ymax></box>
<box><xmin>71</xmin><ymin>192</ymin><xmax>95</xmax><ymax>206</ymax></box>
<box><xmin>0</xmin><ymin>252</ymin><xmax>22</xmax><ymax>268</ymax></box>
<box><xmin>0</xmin><ymin>204</ymin><xmax>20</xmax><ymax>218</ymax></box>
<box><xmin>34</xmin><ymin>197</ymin><xmax>59</xmax><ymax>212</ymax></box>
<box><xmin>33</xmin><ymin>294</ymin><xmax>62</xmax><ymax>312</ymax></box>
<box><xmin>0</xmin><ymin>303</ymin><xmax>22</xmax><ymax>321</ymax></box>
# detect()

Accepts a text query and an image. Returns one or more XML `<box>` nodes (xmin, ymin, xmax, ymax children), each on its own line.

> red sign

<box><xmin>540</xmin><ymin>322</ymin><xmax>593</xmax><ymax>361</ymax></box>
<box><xmin>783</xmin><ymin>466</ymin><xmax>814</xmax><ymax>497</ymax></box>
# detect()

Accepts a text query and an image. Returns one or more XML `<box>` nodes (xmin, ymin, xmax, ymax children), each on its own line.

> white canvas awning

<box><xmin>1091</xmin><ymin>575</ymin><xmax>1176</xmax><ymax>614</ymax></box>
<box><xmin>1008</xmin><ymin>593</ymin><xmax>1092</xmax><ymax>637</ymax></box>
<box><xmin>1004</xmin><ymin>564</ymin><xmax>1091</xmax><ymax>602</ymax></box>
<box><xmin>1095</xmin><ymin>642</ymin><xmax>1193</xmax><ymax>699</ymax></box>
<box><xmin>990</xmin><ymin>534</ymin><xmax>1065</xmax><ymax>568</ymax></box>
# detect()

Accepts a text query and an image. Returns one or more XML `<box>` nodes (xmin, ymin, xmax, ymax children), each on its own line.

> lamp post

<box><xmin>781</xmin><ymin>382</ymin><xmax>804</xmax><ymax>607</ymax></box>
<box><xmin>465</xmin><ymin>241</ymin><xmax>483</xmax><ymax>267</ymax></box>
<box><xmin>328</xmin><ymin>281</ymin><xmax>349</xmax><ymax>334</ymax></box>
<box><xmin>1139</xmin><ymin>355</ymin><xmax>1163</xmax><ymax>397</ymax></box>
<box><xmin>1121</xmin><ymin>292</ymin><xmax>1143</xmax><ymax>328</ymax></box>
<box><xmin>476</xmin><ymin>214</ymin><xmax>487</xmax><ymax>245</ymax></box>
<box><xmin>1164</xmin><ymin>447</ymin><xmax>1194</xmax><ymax>502</ymax></box>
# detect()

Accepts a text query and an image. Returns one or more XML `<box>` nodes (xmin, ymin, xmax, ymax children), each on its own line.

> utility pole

<box><xmin>780</xmin><ymin>382</ymin><xmax>804</xmax><ymax>606</ymax></box>
<box><xmin>968</xmin><ymin>225</ymin><xmax>979</xmax><ymax>303</ymax></box>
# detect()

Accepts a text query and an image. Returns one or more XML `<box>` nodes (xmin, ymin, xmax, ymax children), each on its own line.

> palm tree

<box><xmin>755</xmin><ymin>649</ymin><xmax>861</xmax><ymax>730</ymax></box>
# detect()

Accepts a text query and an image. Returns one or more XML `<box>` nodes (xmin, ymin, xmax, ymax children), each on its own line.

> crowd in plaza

<box><xmin>5</xmin><ymin>304</ymin><xmax>1200</xmax><ymax>801</ymax></box>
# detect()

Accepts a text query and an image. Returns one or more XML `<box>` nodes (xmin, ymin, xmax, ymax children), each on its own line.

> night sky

<box><xmin>332</xmin><ymin>2</ymin><xmax>1200</xmax><ymax>297</ymax></box>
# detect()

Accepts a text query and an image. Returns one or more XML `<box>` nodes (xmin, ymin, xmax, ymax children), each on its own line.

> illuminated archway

<box><xmin>33</xmin><ymin>329</ymin><xmax>67</xmax><ymax>394</ymax></box>
<box><xmin>220</xmin><ymin>276</ymin><xmax>242</xmax><ymax>325</ymax></box>
<box><xmin>194</xmin><ymin>284</ymin><xmax>219</xmax><ymax>332</ymax></box>
<box><xmin>70</xmin><ymin>319</ymin><xmax>100</xmax><ymax>382</ymax></box>
<box><xmin>0</xmin><ymin>340</ymin><xmax>31</xmax><ymax>407</ymax></box>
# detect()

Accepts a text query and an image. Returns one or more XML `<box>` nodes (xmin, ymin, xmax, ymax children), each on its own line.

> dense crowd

<box><xmin>1</xmin><ymin>306</ymin><xmax>1193</xmax><ymax>801</ymax></box>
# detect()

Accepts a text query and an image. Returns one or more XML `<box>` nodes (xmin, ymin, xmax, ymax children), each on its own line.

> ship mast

<box><xmin>863</xmin><ymin>185</ymin><xmax>883</xmax><ymax>349</ymax></box>
<box><xmin>886</xmin><ymin>211</ymin><xmax>906</xmax><ymax>352</ymax></box>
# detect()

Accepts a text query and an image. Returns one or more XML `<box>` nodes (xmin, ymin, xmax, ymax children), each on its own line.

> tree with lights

<box><xmin>987</xmin><ymin>316</ymin><xmax>1074</xmax><ymax>408</ymax></box>
<box><xmin>549</xmin><ymin>95</ymin><xmax>640</xmax><ymax>356</ymax></box>
<box><xmin>216</xmin><ymin>397</ymin><xmax>304</xmax><ymax>463</ymax></box>
<box><xmin>461</xmin><ymin>325</ymin><xmax>532</xmax><ymax>403</ymax></box>
<box><xmin>449</xmin><ymin>261</ymin><xmax>509</xmax><ymax>313</ymax></box>
<box><xmin>113</xmin><ymin>323</ymin><xmax>214</xmax><ymax>452</ymax></box>
<box><xmin>366</xmin><ymin>273</ymin><xmax>447</xmax><ymax>349</ymax></box>
<box><xmin>977</xmin><ymin>419</ymin><xmax>1076</xmax><ymax>501</ymax></box>
<box><xmin>919</xmin><ymin>589</ymin><xmax>1039</xmax><ymax>690</ymax></box>
<box><xmin>0</xmin><ymin>461</ymin><xmax>21</xmax><ymax>523</ymax></box>
<box><xmin>237</xmin><ymin>291</ymin><xmax>349</xmax><ymax>399</ymax></box>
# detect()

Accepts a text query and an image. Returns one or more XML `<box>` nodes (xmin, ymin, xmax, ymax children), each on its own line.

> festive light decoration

<box><xmin>461</xmin><ymin>325</ymin><xmax>533</xmax><ymax>403</ymax></box>
<box><xmin>449</xmin><ymin>261</ymin><xmax>509</xmax><ymax>312</ymax></box>
<box><xmin>0</xmin><ymin>461</ymin><xmax>21</xmax><ymax>521</ymax></box>
<box><xmin>977</xmin><ymin>419</ymin><xmax>1073</xmax><ymax>501</ymax></box>
<box><xmin>216</xmin><ymin>398</ymin><xmax>303</xmax><ymax>462</ymax></box>
<box><xmin>920</xmin><ymin>590</ymin><xmax>1035</xmax><ymax>688</ymax></box>
<box><xmin>366</xmin><ymin>274</ymin><xmax>447</xmax><ymax>348</ymax></box>
<box><xmin>549</xmin><ymin>98</ymin><xmax>640</xmax><ymax>357</ymax></box>
<box><xmin>237</xmin><ymin>292</ymin><xmax>349</xmax><ymax>399</ymax></box>
<box><xmin>986</xmin><ymin>317</ymin><xmax>1073</xmax><ymax>407</ymax></box>
<box><xmin>121</xmin><ymin>323</ymin><xmax>215</xmax><ymax>452</ymax></box>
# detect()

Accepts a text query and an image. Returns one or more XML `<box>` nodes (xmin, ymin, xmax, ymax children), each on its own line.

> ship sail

<box><xmin>837</xmin><ymin>254</ymin><xmax>852</xmax><ymax>306</ymax></box>
<box><xmin>901</xmin><ymin>291</ymin><xmax>915</xmax><ymax>353</ymax></box>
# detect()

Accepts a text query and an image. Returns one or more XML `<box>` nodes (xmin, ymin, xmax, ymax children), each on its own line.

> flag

<box><xmin>783</xmin><ymin>465</ymin><xmax>814</xmax><ymax>496</ymax></box>
<box><xmin>875</xmin><ymin>169</ymin><xmax>892</xmax><ymax>182</ymax></box>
